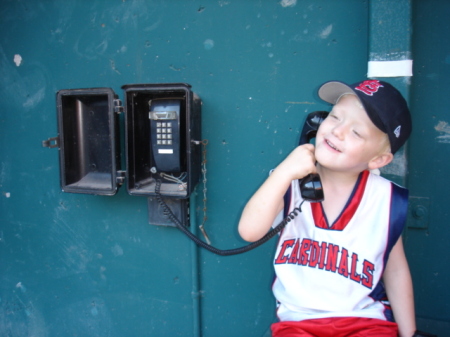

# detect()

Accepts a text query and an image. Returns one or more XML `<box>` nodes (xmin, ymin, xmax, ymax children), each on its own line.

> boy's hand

<box><xmin>238</xmin><ymin>144</ymin><xmax>317</xmax><ymax>242</ymax></box>
<box><xmin>275</xmin><ymin>144</ymin><xmax>317</xmax><ymax>181</ymax></box>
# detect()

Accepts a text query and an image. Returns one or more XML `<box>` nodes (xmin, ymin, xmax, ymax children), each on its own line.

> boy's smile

<box><xmin>315</xmin><ymin>94</ymin><xmax>391</xmax><ymax>174</ymax></box>
<box><xmin>324</xmin><ymin>138</ymin><xmax>341</xmax><ymax>152</ymax></box>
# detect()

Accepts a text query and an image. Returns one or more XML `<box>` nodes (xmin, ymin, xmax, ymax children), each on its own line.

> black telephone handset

<box><xmin>149</xmin><ymin>99</ymin><xmax>182</xmax><ymax>173</ymax></box>
<box><xmin>298</xmin><ymin>111</ymin><xmax>329</xmax><ymax>202</ymax></box>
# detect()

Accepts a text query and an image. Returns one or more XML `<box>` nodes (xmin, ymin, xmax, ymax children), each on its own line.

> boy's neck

<box><xmin>315</xmin><ymin>165</ymin><xmax>364</xmax><ymax>225</ymax></box>
<box><xmin>316</xmin><ymin>164</ymin><xmax>363</xmax><ymax>189</ymax></box>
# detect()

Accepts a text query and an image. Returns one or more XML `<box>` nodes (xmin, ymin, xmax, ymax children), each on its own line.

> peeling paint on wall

<box><xmin>290</xmin><ymin>24</ymin><xmax>334</xmax><ymax>42</ymax></box>
<box><xmin>369</xmin><ymin>51</ymin><xmax>412</xmax><ymax>62</ymax></box>
<box><xmin>23</xmin><ymin>87</ymin><xmax>45</xmax><ymax>108</ymax></box>
<box><xmin>285</xmin><ymin>101</ymin><xmax>316</xmax><ymax>105</ymax></box>
<box><xmin>280</xmin><ymin>0</ymin><xmax>297</xmax><ymax>7</ymax></box>
<box><xmin>435</xmin><ymin>121</ymin><xmax>450</xmax><ymax>143</ymax></box>
<box><xmin>203</xmin><ymin>39</ymin><xmax>214</xmax><ymax>50</ymax></box>
<box><xmin>320</xmin><ymin>24</ymin><xmax>333</xmax><ymax>39</ymax></box>
<box><xmin>13</xmin><ymin>54</ymin><xmax>22</xmax><ymax>66</ymax></box>
<box><xmin>0</xmin><ymin>47</ymin><xmax>48</xmax><ymax>111</ymax></box>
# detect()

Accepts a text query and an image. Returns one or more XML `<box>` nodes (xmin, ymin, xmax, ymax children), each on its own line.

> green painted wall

<box><xmin>406</xmin><ymin>1</ymin><xmax>450</xmax><ymax>336</ymax></box>
<box><xmin>2</xmin><ymin>0</ymin><xmax>445</xmax><ymax>336</ymax></box>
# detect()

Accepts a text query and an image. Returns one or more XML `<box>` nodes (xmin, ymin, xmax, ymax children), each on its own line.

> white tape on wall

<box><xmin>368</xmin><ymin>60</ymin><xmax>413</xmax><ymax>77</ymax></box>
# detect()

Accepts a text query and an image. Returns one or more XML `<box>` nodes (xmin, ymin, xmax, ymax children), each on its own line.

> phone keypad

<box><xmin>156</xmin><ymin>122</ymin><xmax>173</xmax><ymax>145</ymax></box>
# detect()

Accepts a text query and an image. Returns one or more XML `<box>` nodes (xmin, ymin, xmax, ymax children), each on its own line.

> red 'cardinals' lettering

<box><xmin>275</xmin><ymin>237</ymin><xmax>375</xmax><ymax>289</ymax></box>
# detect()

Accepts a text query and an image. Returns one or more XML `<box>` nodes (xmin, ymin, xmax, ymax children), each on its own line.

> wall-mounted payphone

<box><xmin>44</xmin><ymin>98</ymin><xmax>330</xmax><ymax>255</ymax></box>
<box><xmin>43</xmin><ymin>83</ymin><xmax>202</xmax><ymax>226</ymax></box>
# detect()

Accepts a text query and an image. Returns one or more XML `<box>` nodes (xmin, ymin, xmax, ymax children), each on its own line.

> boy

<box><xmin>238</xmin><ymin>80</ymin><xmax>416</xmax><ymax>337</ymax></box>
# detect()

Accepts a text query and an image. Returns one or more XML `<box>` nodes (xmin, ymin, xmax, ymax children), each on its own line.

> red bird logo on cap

<box><xmin>354</xmin><ymin>80</ymin><xmax>383</xmax><ymax>96</ymax></box>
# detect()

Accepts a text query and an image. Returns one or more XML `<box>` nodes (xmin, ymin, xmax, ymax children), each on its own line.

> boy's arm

<box><xmin>383</xmin><ymin>236</ymin><xmax>416</xmax><ymax>337</ymax></box>
<box><xmin>238</xmin><ymin>144</ymin><xmax>316</xmax><ymax>242</ymax></box>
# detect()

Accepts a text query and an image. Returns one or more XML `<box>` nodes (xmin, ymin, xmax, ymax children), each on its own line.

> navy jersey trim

<box><xmin>369</xmin><ymin>182</ymin><xmax>409</xmax><ymax>321</ymax></box>
<box><xmin>386</xmin><ymin>182</ymin><xmax>409</xmax><ymax>259</ymax></box>
<box><xmin>283</xmin><ymin>185</ymin><xmax>292</xmax><ymax>218</ymax></box>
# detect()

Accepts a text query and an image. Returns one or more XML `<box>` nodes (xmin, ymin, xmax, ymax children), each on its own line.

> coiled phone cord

<box><xmin>155</xmin><ymin>179</ymin><xmax>304</xmax><ymax>256</ymax></box>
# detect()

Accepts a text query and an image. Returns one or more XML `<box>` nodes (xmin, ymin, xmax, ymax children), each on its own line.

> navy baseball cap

<box><xmin>318</xmin><ymin>79</ymin><xmax>412</xmax><ymax>154</ymax></box>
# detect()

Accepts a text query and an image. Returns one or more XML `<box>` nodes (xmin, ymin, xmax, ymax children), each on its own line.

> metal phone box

<box><xmin>43</xmin><ymin>83</ymin><xmax>201</xmax><ymax>199</ymax></box>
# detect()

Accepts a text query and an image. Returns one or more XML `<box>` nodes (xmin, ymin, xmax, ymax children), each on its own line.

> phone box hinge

<box><xmin>114</xmin><ymin>99</ymin><xmax>124</xmax><ymax>113</ymax></box>
<box><xmin>116</xmin><ymin>170</ymin><xmax>126</xmax><ymax>185</ymax></box>
<box><xmin>42</xmin><ymin>136</ymin><xmax>60</xmax><ymax>148</ymax></box>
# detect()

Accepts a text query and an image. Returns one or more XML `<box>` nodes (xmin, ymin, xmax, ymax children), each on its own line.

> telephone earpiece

<box><xmin>298</xmin><ymin>111</ymin><xmax>329</xmax><ymax>202</ymax></box>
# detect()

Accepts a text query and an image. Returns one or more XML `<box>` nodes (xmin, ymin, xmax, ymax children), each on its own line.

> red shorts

<box><xmin>271</xmin><ymin>317</ymin><xmax>398</xmax><ymax>337</ymax></box>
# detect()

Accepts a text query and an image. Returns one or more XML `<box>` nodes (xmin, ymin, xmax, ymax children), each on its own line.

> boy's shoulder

<box><xmin>368</xmin><ymin>170</ymin><xmax>408</xmax><ymax>191</ymax></box>
<box><xmin>366</xmin><ymin>171</ymin><xmax>409</xmax><ymax>215</ymax></box>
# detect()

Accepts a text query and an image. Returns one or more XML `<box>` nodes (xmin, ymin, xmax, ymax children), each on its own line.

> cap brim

<box><xmin>318</xmin><ymin>81</ymin><xmax>356</xmax><ymax>104</ymax></box>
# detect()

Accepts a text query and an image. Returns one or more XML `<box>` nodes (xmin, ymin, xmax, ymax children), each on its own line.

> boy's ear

<box><xmin>368</xmin><ymin>152</ymin><xmax>394</xmax><ymax>170</ymax></box>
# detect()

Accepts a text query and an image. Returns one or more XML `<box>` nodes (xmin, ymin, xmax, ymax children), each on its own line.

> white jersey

<box><xmin>272</xmin><ymin>170</ymin><xmax>408</xmax><ymax>322</ymax></box>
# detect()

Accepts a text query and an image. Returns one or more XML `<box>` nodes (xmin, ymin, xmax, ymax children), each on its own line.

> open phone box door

<box><xmin>43</xmin><ymin>83</ymin><xmax>202</xmax><ymax>202</ymax></box>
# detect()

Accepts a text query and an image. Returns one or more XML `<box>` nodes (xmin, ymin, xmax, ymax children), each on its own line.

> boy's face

<box><xmin>315</xmin><ymin>94</ymin><xmax>391</xmax><ymax>174</ymax></box>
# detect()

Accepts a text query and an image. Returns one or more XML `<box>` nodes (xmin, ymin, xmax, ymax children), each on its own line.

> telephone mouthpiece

<box><xmin>300</xmin><ymin>174</ymin><xmax>324</xmax><ymax>202</ymax></box>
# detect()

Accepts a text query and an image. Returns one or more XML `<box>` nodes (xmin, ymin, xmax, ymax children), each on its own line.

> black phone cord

<box><xmin>155</xmin><ymin>179</ymin><xmax>304</xmax><ymax>256</ymax></box>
